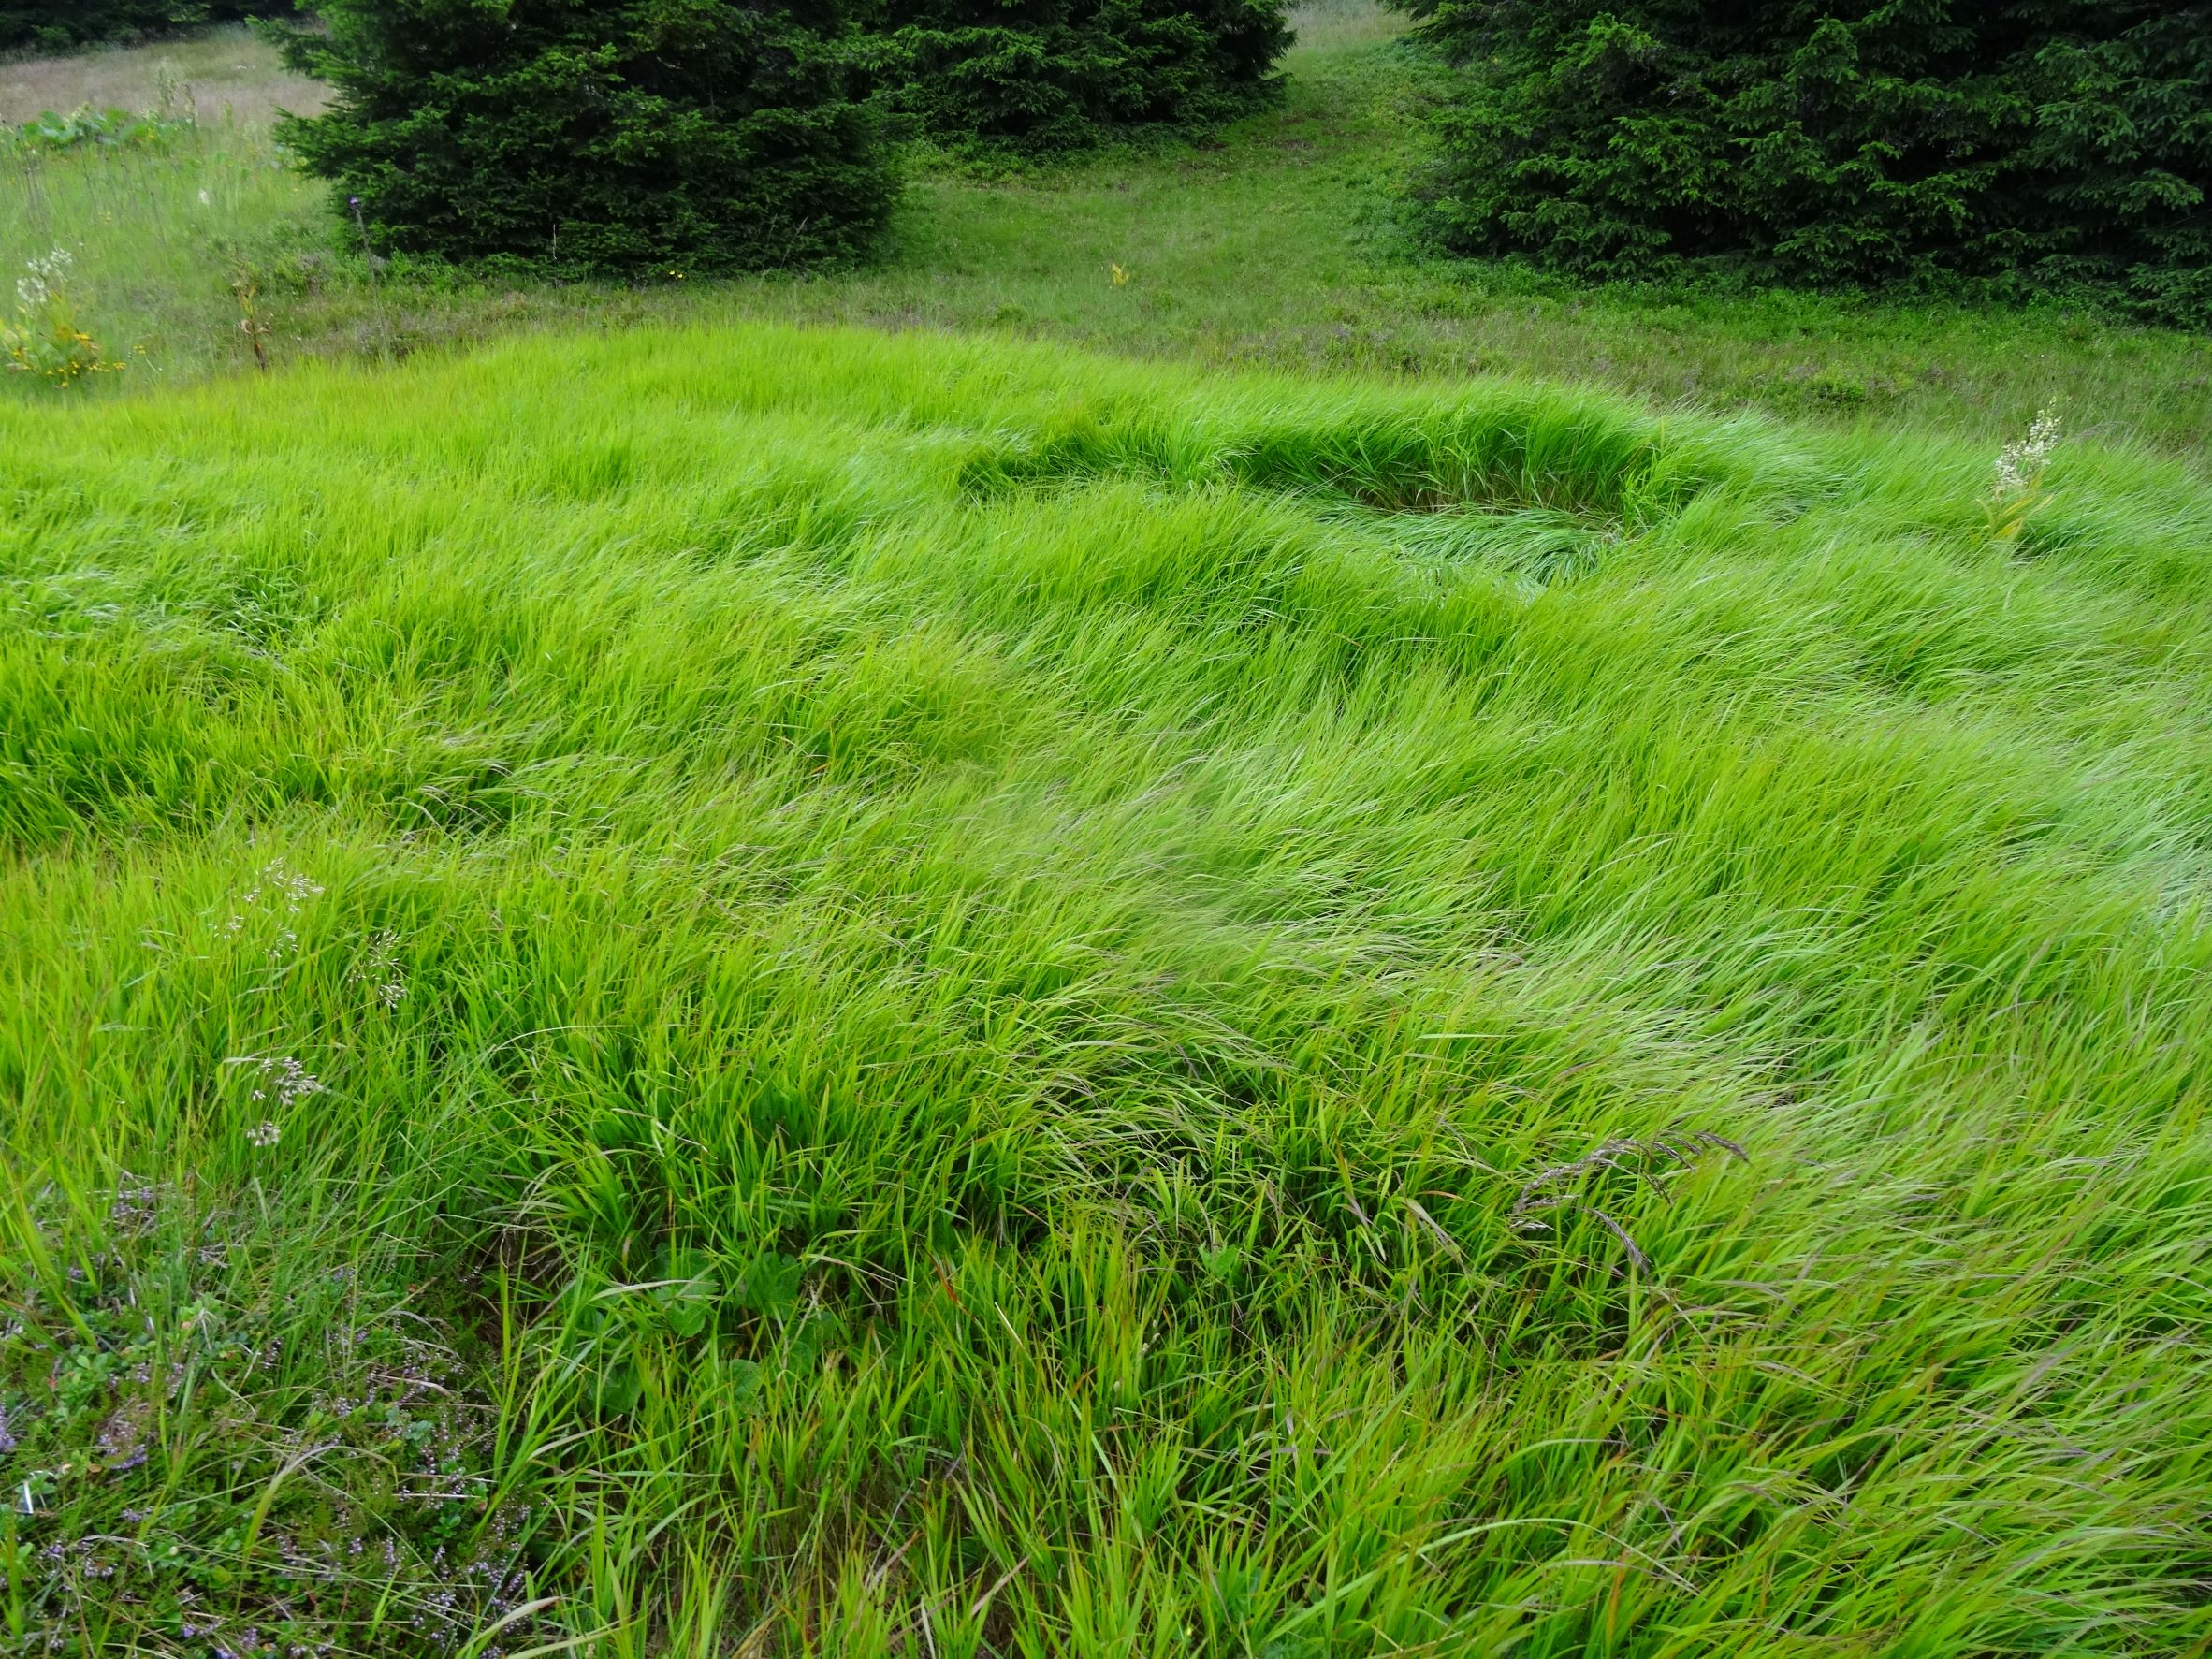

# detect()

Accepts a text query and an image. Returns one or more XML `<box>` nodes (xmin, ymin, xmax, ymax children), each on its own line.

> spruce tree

<box><xmin>272</xmin><ymin>0</ymin><xmax>897</xmax><ymax>274</ymax></box>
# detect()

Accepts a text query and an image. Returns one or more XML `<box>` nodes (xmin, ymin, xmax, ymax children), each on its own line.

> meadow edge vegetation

<box><xmin>6</xmin><ymin>9</ymin><xmax>2211</xmax><ymax>458</ymax></box>
<box><xmin>4</xmin><ymin>322</ymin><xmax>2211</xmax><ymax>1655</ymax></box>
<box><xmin>1396</xmin><ymin>0</ymin><xmax>2212</xmax><ymax>327</ymax></box>
<box><xmin>0</xmin><ymin>1</ymin><xmax>263</xmax><ymax>54</ymax></box>
<box><xmin>265</xmin><ymin>0</ymin><xmax>1298</xmax><ymax>273</ymax></box>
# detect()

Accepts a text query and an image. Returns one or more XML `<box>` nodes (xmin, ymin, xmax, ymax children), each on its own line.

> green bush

<box><xmin>270</xmin><ymin>0</ymin><xmax>896</xmax><ymax>276</ymax></box>
<box><xmin>1399</xmin><ymin>0</ymin><xmax>2212</xmax><ymax>326</ymax></box>
<box><xmin>0</xmin><ymin>2</ymin><xmax>263</xmax><ymax>52</ymax></box>
<box><xmin>878</xmin><ymin>0</ymin><xmax>1292</xmax><ymax>152</ymax></box>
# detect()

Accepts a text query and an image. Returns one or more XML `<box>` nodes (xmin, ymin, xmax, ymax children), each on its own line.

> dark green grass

<box><xmin>4</xmin><ymin>324</ymin><xmax>2210</xmax><ymax>1653</ymax></box>
<box><xmin>4</xmin><ymin>6</ymin><xmax>2210</xmax><ymax>458</ymax></box>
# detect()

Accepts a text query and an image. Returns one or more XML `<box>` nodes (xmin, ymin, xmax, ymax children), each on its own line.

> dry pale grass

<box><xmin>0</xmin><ymin>22</ymin><xmax>325</xmax><ymax>126</ymax></box>
<box><xmin>1287</xmin><ymin>0</ymin><xmax>1407</xmax><ymax>51</ymax></box>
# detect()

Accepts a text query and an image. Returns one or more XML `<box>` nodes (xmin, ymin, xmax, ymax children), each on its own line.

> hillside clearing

<box><xmin>4</xmin><ymin>324</ymin><xmax>2209</xmax><ymax>1653</ymax></box>
<box><xmin>4</xmin><ymin>7</ymin><xmax>2210</xmax><ymax>459</ymax></box>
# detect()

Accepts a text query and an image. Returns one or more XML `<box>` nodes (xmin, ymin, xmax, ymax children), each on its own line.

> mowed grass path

<box><xmin>5</xmin><ymin>327</ymin><xmax>2212</xmax><ymax>1653</ymax></box>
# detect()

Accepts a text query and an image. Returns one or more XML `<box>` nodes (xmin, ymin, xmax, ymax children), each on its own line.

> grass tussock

<box><xmin>4</xmin><ymin>323</ymin><xmax>2211</xmax><ymax>1653</ymax></box>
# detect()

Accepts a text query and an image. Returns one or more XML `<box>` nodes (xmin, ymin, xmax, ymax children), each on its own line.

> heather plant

<box><xmin>0</xmin><ymin>1186</ymin><xmax>547</xmax><ymax>1656</ymax></box>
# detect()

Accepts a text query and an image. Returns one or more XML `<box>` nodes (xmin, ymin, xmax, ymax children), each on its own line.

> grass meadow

<box><xmin>7</xmin><ymin>321</ymin><xmax>2212</xmax><ymax>1655</ymax></box>
<box><xmin>5</xmin><ymin>8</ymin><xmax>2212</xmax><ymax>1659</ymax></box>
<box><xmin>4</xmin><ymin>12</ymin><xmax>2210</xmax><ymax>457</ymax></box>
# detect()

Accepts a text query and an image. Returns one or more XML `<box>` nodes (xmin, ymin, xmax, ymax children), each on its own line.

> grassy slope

<box><xmin>5</xmin><ymin>323</ymin><xmax>2211</xmax><ymax>1654</ymax></box>
<box><xmin>4</xmin><ymin>9</ymin><xmax>2210</xmax><ymax>458</ymax></box>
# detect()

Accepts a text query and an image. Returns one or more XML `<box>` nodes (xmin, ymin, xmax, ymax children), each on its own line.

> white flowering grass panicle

<box><xmin>17</xmin><ymin>246</ymin><xmax>68</xmax><ymax>311</ymax></box>
<box><xmin>221</xmin><ymin>1055</ymin><xmax>323</xmax><ymax>1150</ymax></box>
<box><xmin>1986</xmin><ymin>403</ymin><xmax>2062</xmax><ymax>545</ymax></box>
<box><xmin>2</xmin><ymin>245</ymin><xmax>118</xmax><ymax>386</ymax></box>
<box><xmin>240</xmin><ymin>1055</ymin><xmax>323</xmax><ymax>1108</ymax></box>
<box><xmin>214</xmin><ymin>856</ymin><xmax>326</xmax><ymax>962</ymax></box>
<box><xmin>349</xmin><ymin>930</ymin><xmax>408</xmax><ymax>1011</ymax></box>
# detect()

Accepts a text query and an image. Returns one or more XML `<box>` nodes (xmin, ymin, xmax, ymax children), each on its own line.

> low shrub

<box><xmin>2</xmin><ymin>105</ymin><xmax>196</xmax><ymax>153</ymax></box>
<box><xmin>878</xmin><ymin>0</ymin><xmax>1293</xmax><ymax>152</ymax></box>
<box><xmin>269</xmin><ymin>0</ymin><xmax>897</xmax><ymax>276</ymax></box>
<box><xmin>1398</xmin><ymin>0</ymin><xmax>2212</xmax><ymax>327</ymax></box>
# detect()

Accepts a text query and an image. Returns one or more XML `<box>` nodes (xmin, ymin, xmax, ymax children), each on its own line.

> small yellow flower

<box><xmin>1110</xmin><ymin>263</ymin><xmax>1128</xmax><ymax>286</ymax></box>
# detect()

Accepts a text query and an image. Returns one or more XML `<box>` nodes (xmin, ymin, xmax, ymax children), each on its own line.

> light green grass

<box><xmin>4</xmin><ymin>9</ymin><xmax>2209</xmax><ymax>458</ymax></box>
<box><xmin>5</xmin><ymin>322</ymin><xmax>2210</xmax><ymax>1654</ymax></box>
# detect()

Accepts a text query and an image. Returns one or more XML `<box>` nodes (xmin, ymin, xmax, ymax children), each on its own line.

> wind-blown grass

<box><xmin>4</xmin><ymin>325</ymin><xmax>2211</xmax><ymax>1655</ymax></box>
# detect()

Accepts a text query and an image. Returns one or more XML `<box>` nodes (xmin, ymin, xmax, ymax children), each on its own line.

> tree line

<box><xmin>10</xmin><ymin>1</ymin><xmax>2205</xmax><ymax>321</ymax></box>
<box><xmin>1395</xmin><ymin>0</ymin><xmax>2210</xmax><ymax>326</ymax></box>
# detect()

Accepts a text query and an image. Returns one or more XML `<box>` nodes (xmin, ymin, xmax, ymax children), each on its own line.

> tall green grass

<box><xmin>4</xmin><ymin>324</ymin><xmax>2210</xmax><ymax>1653</ymax></box>
<box><xmin>1</xmin><ymin>112</ymin><xmax>326</xmax><ymax>381</ymax></box>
